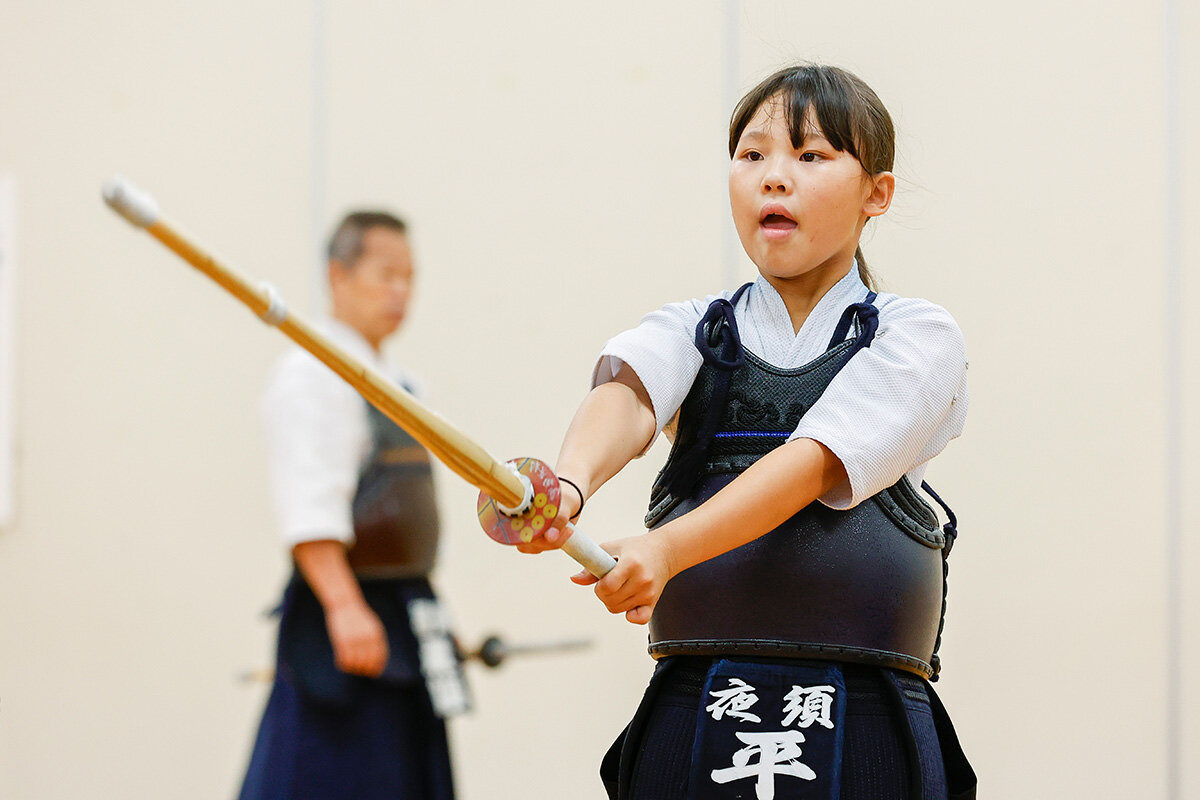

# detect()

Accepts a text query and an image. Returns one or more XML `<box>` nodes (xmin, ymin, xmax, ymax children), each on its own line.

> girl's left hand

<box><xmin>571</xmin><ymin>534</ymin><xmax>675</xmax><ymax>625</ymax></box>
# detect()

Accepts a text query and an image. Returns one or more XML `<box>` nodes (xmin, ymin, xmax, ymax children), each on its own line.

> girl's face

<box><xmin>729</xmin><ymin>97</ymin><xmax>892</xmax><ymax>288</ymax></box>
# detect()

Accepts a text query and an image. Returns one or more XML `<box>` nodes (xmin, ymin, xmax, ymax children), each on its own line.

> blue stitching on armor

<box><xmin>713</xmin><ymin>431</ymin><xmax>789</xmax><ymax>438</ymax></box>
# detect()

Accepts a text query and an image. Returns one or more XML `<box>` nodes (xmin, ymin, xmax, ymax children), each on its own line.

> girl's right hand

<box><xmin>513</xmin><ymin>478</ymin><xmax>584</xmax><ymax>554</ymax></box>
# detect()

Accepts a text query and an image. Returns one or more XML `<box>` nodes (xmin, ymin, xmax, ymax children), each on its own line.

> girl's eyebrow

<box><xmin>741</xmin><ymin>128</ymin><xmax>832</xmax><ymax>147</ymax></box>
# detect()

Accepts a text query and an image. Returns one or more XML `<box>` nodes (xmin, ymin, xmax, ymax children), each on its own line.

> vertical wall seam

<box><xmin>1163</xmin><ymin>0</ymin><xmax>1181</xmax><ymax>795</ymax></box>
<box><xmin>722</xmin><ymin>0</ymin><xmax>740</xmax><ymax>289</ymax></box>
<box><xmin>0</xmin><ymin>177</ymin><xmax>14</xmax><ymax>529</ymax></box>
<box><xmin>311</xmin><ymin>0</ymin><xmax>328</xmax><ymax>313</ymax></box>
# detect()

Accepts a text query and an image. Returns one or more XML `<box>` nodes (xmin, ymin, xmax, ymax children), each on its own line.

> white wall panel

<box><xmin>0</xmin><ymin>2</ymin><xmax>1194</xmax><ymax>798</ymax></box>
<box><xmin>0</xmin><ymin>3</ymin><xmax>311</xmax><ymax>798</ymax></box>
<box><xmin>0</xmin><ymin>176</ymin><xmax>14</xmax><ymax>528</ymax></box>
<box><xmin>1175</xmin><ymin>0</ymin><xmax>1199</xmax><ymax>797</ymax></box>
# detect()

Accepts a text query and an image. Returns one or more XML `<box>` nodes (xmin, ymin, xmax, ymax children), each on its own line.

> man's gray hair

<box><xmin>327</xmin><ymin>211</ymin><xmax>407</xmax><ymax>267</ymax></box>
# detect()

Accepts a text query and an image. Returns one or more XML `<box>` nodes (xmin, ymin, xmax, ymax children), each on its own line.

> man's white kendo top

<box><xmin>262</xmin><ymin>318</ymin><xmax>421</xmax><ymax>548</ymax></box>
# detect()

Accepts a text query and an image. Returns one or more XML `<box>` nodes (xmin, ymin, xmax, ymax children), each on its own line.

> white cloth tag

<box><xmin>407</xmin><ymin>597</ymin><xmax>471</xmax><ymax>718</ymax></box>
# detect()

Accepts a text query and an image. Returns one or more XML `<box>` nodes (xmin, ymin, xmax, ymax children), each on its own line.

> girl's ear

<box><xmin>863</xmin><ymin>171</ymin><xmax>895</xmax><ymax>218</ymax></box>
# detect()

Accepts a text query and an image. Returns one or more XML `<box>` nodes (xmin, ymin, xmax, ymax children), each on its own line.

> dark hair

<box><xmin>326</xmin><ymin>210</ymin><xmax>408</xmax><ymax>267</ymax></box>
<box><xmin>729</xmin><ymin>64</ymin><xmax>894</xmax><ymax>289</ymax></box>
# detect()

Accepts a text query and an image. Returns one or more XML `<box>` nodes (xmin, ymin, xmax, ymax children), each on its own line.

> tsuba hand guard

<box><xmin>476</xmin><ymin>457</ymin><xmax>562</xmax><ymax>545</ymax></box>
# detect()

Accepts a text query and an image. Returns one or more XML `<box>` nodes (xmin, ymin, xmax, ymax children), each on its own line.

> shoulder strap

<box><xmin>655</xmin><ymin>284</ymin><xmax>754</xmax><ymax>506</ymax></box>
<box><xmin>694</xmin><ymin>282</ymin><xmax>752</xmax><ymax>369</ymax></box>
<box><xmin>826</xmin><ymin>290</ymin><xmax>879</xmax><ymax>358</ymax></box>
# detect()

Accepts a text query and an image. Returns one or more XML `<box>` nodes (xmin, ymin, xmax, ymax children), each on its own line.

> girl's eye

<box><xmin>800</xmin><ymin>152</ymin><xmax>821</xmax><ymax>162</ymax></box>
<box><xmin>744</xmin><ymin>150</ymin><xmax>763</xmax><ymax>161</ymax></box>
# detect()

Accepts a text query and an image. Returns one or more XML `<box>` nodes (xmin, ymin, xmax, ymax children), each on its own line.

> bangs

<box><xmin>728</xmin><ymin>64</ymin><xmax>887</xmax><ymax>170</ymax></box>
<box><xmin>778</xmin><ymin>72</ymin><xmax>859</xmax><ymax>158</ymax></box>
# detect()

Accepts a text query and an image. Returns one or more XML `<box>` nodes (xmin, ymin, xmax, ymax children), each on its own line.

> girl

<box><xmin>521</xmin><ymin>64</ymin><xmax>976</xmax><ymax>800</ymax></box>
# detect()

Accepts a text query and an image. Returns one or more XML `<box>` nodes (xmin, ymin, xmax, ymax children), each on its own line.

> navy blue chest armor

<box><xmin>646</xmin><ymin>284</ymin><xmax>957</xmax><ymax>680</ymax></box>
<box><xmin>347</xmin><ymin>400</ymin><xmax>441</xmax><ymax>577</ymax></box>
<box><xmin>277</xmin><ymin>399</ymin><xmax>445</xmax><ymax>707</ymax></box>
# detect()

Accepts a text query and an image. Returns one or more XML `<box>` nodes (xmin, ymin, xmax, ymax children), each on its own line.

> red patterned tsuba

<box><xmin>476</xmin><ymin>457</ymin><xmax>562</xmax><ymax>545</ymax></box>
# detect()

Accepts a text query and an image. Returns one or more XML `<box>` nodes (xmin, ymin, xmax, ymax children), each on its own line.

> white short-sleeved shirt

<box><xmin>261</xmin><ymin>318</ymin><xmax>421</xmax><ymax>548</ymax></box>
<box><xmin>593</xmin><ymin>267</ymin><xmax>968</xmax><ymax>509</ymax></box>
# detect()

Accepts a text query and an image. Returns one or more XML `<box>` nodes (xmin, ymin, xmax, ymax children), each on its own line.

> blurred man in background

<box><xmin>239</xmin><ymin>212</ymin><xmax>464</xmax><ymax>800</ymax></box>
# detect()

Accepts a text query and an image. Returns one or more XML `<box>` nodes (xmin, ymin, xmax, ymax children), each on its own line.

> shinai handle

<box><xmin>562</xmin><ymin>524</ymin><xmax>616</xmax><ymax>577</ymax></box>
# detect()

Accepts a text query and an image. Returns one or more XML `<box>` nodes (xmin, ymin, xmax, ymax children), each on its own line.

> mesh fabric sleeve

<box><xmin>791</xmin><ymin>297</ymin><xmax>969</xmax><ymax>509</ymax></box>
<box><xmin>591</xmin><ymin>298</ymin><xmax>709</xmax><ymax>441</ymax></box>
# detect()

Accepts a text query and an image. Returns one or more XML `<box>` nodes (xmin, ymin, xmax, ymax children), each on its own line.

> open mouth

<box><xmin>760</xmin><ymin>214</ymin><xmax>797</xmax><ymax>230</ymax></box>
<box><xmin>758</xmin><ymin>204</ymin><xmax>797</xmax><ymax>232</ymax></box>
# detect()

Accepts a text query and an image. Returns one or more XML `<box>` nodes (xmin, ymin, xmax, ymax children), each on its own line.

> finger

<box><xmin>598</xmin><ymin>567</ymin><xmax>648</xmax><ymax>610</ymax></box>
<box><xmin>345</xmin><ymin>642</ymin><xmax>386</xmax><ymax>677</ymax></box>
<box><xmin>625</xmin><ymin>605</ymin><xmax>653</xmax><ymax>625</ymax></box>
<box><xmin>345</xmin><ymin>641</ymin><xmax>370</xmax><ymax>674</ymax></box>
<box><xmin>599</xmin><ymin>583</ymin><xmax>646</xmax><ymax>615</ymax></box>
<box><xmin>332</xmin><ymin>638</ymin><xmax>354</xmax><ymax>670</ymax></box>
<box><xmin>364</xmin><ymin>651</ymin><xmax>388</xmax><ymax>678</ymax></box>
<box><xmin>570</xmin><ymin>568</ymin><xmax>599</xmax><ymax>585</ymax></box>
<box><xmin>594</xmin><ymin>564</ymin><xmax>631</xmax><ymax>609</ymax></box>
<box><xmin>366</xmin><ymin>639</ymin><xmax>390</xmax><ymax>677</ymax></box>
<box><xmin>516</xmin><ymin>526</ymin><xmax>567</xmax><ymax>552</ymax></box>
<box><xmin>515</xmin><ymin>533</ymin><xmax>562</xmax><ymax>553</ymax></box>
<box><xmin>336</xmin><ymin>649</ymin><xmax>362</xmax><ymax>675</ymax></box>
<box><xmin>543</xmin><ymin>513</ymin><xmax>576</xmax><ymax>547</ymax></box>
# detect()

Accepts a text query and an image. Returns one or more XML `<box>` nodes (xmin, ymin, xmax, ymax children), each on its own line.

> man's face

<box><xmin>330</xmin><ymin>226</ymin><xmax>414</xmax><ymax>348</ymax></box>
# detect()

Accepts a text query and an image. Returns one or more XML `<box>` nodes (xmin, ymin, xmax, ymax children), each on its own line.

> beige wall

<box><xmin>1</xmin><ymin>2</ymin><xmax>1196</xmax><ymax>798</ymax></box>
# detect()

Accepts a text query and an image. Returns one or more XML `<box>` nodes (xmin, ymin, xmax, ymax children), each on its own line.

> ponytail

<box><xmin>854</xmin><ymin>246</ymin><xmax>875</xmax><ymax>290</ymax></box>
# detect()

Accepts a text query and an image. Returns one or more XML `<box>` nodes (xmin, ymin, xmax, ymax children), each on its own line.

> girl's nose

<box><xmin>761</xmin><ymin>165</ymin><xmax>791</xmax><ymax>193</ymax></box>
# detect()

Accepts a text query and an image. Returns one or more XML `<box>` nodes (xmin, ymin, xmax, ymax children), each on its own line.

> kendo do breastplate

<box><xmin>347</xmin><ymin>399</ymin><xmax>441</xmax><ymax>577</ymax></box>
<box><xmin>646</xmin><ymin>284</ymin><xmax>956</xmax><ymax>680</ymax></box>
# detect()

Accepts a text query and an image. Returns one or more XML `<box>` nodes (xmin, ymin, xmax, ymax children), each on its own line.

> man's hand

<box><xmin>292</xmin><ymin>539</ymin><xmax>389</xmax><ymax>677</ymax></box>
<box><xmin>325</xmin><ymin>599</ymin><xmax>389</xmax><ymax>677</ymax></box>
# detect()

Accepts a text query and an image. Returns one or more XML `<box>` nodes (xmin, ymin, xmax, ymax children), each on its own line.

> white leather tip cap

<box><xmin>102</xmin><ymin>174</ymin><xmax>160</xmax><ymax>228</ymax></box>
